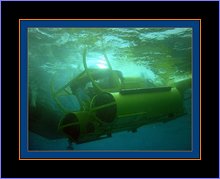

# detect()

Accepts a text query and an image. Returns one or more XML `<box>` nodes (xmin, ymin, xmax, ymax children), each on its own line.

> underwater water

<box><xmin>28</xmin><ymin>27</ymin><xmax>192</xmax><ymax>151</ymax></box>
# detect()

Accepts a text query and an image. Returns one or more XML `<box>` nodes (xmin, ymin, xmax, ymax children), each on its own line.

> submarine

<box><xmin>53</xmin><ymin>49</ymin><xmax>191</xmax><ymax>144</ymax></box>
<box><xmin>29</xmin><ymin>48</ymin><xmax>192</xmax><ymax>147</ymax></box>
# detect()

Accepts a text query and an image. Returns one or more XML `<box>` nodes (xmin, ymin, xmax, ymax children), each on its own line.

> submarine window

<box><xmin>94</xmin><ymin>70</ymin><xmax>123</xmax><ymax>90</ymax></box>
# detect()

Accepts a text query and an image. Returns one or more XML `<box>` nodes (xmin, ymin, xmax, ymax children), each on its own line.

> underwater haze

<box><xmin>28</xmin><ymin>27</ymin><xmax>192</xmax><ymax>151</ymax></box>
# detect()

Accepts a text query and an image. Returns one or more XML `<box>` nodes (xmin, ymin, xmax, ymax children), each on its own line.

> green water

<box><xmin>28</xmin><ymin>27</ymin><xmax>192</xmax><ymax>150</ymax></box>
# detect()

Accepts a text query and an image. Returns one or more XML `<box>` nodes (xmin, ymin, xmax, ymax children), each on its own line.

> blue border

<box><xmin>20</xmin><ymin>20</ymin><xmax>200</xmax><ymax>159</ymax></box>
